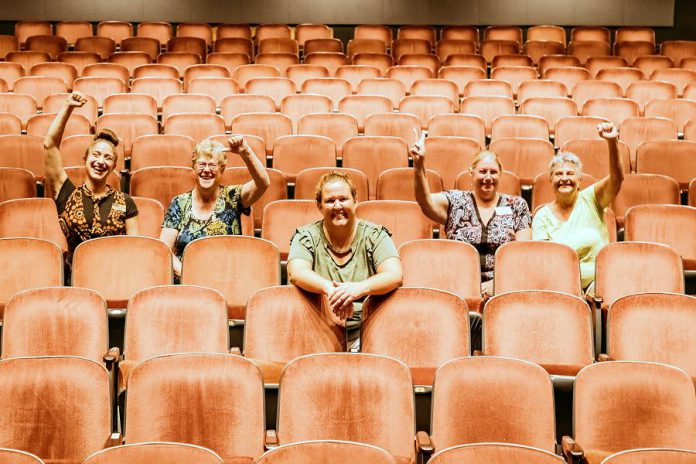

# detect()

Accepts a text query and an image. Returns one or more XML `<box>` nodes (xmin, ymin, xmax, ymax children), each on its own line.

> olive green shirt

<box><xmin>288</xmin><ymin>219</ymin><xmax>399</xmax><ymax>283</ymax></box>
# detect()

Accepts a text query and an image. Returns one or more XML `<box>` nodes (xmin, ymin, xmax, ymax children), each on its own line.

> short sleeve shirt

<box><xmin>532</xmin><ymin>185</ymin><xmax>608</xmax><ymax>288</ymax></box>
<box><xmin>162</xmin><ymin>184</ymin><xmax>250</xmax><ymax>258</ymax></box>
<box><xmin>444</xmin><ymin>190</ymin><xmax>531</xmax><ymax>282</ymax></box>
<box><xmin>55</xmin><ymin>178</ymin><xmax>138</xmax><ymax>254</ymax></box>
<box><xmin>287</xmin><ymin>220</ymin><xmax>399</xmax><ymax>284</ymax></box>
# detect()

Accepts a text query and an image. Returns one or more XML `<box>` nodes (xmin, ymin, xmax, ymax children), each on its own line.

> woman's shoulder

<box><xmin>358</xmin><ymin>219</ymin><xmax>392</xmax><ymax>241</ymax></box>
<box><xmin>293</xmin><ymin>220</ymin><xmax>323</xmax><ymax>241</ymax></box>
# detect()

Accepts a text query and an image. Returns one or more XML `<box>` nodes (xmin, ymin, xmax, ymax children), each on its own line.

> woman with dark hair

<box><xmin>44</xmin><ymin>91</ymin><xmax>139</xmax><ymax>258</ymax></box>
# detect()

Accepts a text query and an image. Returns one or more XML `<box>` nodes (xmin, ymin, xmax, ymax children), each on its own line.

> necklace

<box><xmin>323</xmin><ymin>222</ymin><xmax>358</xmax><ymax>255</ymax></box>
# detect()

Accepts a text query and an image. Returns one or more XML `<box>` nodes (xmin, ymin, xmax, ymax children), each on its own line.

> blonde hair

<box><xmin>469</xmin><ymin>150</ymin><xmax>503</xmax><ymax>172</ymax></box>
<box><xmin>84</xmin><ymin>129</ymin><xmax>120</xmax><ymax>163</ymax></box>
<box><xmin>314</xmin><ymin>171</ymin><xmax>358</xmax><ymax>204</ymax></box>
<box><xmin>192</xmin><ymin>138</ymin><xmax>227</xmax><ymax>169</ymax></box>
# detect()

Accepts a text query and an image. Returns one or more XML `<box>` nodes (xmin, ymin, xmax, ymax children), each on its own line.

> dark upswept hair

<box><xmin>84</xmin><ymin>128</ymin><xmax>120</xmax><ymax>162</ymax></box>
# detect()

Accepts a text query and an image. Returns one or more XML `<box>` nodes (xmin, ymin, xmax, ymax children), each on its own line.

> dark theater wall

<box><xmin>0</xmin><ymin>0</ymin><xmax>677</xmax><ymax>26</ymax></box>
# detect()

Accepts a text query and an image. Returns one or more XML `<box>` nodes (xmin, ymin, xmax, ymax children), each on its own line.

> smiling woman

<box><xmin>158</xmin><ymin>136</ymin><xmax>270</xmax><ymax>278</ymax></box>
<box><xmin>287</xmin><ymin>171</ymin><xmax>403</xmax><ymax>347</ymax></box>
<box><xmin>43</xmin><ymin>92</ymin><xmax>140</xmax><ymax>261</ymax></box>
<box><xmin>411</xmin><ymin>140</ymin><xmax>531</xmax><ymax>299</ymax></box>
<box><xmin>532</xmin><ymin>122</ymin><xmax>624</xmax><ymax>292</ymax></box>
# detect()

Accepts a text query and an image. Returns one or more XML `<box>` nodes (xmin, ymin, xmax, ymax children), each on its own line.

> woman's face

<box><xmin>193</xmin><ymin>155</ymin><xmax>223</xmax><ymax>190</ymax></box>
<box><xmin>84</xmin><ymin>140</ymin><xmax>116</xmax><ymax>182</ymax></box>
<box><xmin>551</xmin><ymin>161</ymin><xmax>581</xmax><ymax>196</ymax></box>
<box><xmin>319</xmin><ymin>180</ymin><xmax>356</xmax><ymax>228</ymax></box>
<box><xmin>470</xmin><ymin>157</ymin><xmax>500</xmax><ymax>198</ymax></box>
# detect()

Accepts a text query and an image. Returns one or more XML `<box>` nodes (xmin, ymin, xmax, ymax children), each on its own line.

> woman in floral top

<box><xmin>411</xmin><ymin>136</ymin><xmax>531</xmax><ymax>298</ymax></box>
<box><xmin>159</xmin><ymin>136</ymin><xmax>270</xmax><ymax>278</ymax></box>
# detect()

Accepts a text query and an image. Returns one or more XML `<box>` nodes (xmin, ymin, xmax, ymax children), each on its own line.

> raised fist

<box><xmin>66</xmin><ymin>91</ymin><xmax>88</xmax><ymax>108</ymax></box>
<box><xmin>227</xmin><ymin>135</ymin><xmax>251</xmax><ymax>156</ymax></box>
<box><xmin>597</xmin><ymin>121</ymin><xmax>618</xmax><ymax>140</ymax></box>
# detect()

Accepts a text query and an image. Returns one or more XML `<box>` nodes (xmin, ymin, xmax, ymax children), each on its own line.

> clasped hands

<box><xmin>325</xmin><ymin>280</ymin><xmax>368</xmax><ymax>322</ymax></box>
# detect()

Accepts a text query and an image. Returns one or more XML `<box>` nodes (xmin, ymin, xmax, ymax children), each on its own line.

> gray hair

<box><xmin>549</xmin><ymin>152</ymin><xmax>583</xmax><ymax>178</ymax></box>
<box><xmin>191</xmin><ymin>138</ymin><xmax>227</xmax><ymax>169</ymax></box>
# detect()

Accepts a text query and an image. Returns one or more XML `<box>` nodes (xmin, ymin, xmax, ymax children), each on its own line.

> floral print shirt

<box><xmin>444</xmin><ymin>190</ymin><xmax>531</xmax><ymax>281</ymax></box>
<box><xmin>162</xmin><ymin>185</ymin><xmax>250</xmax><ymax>258</ymax></box>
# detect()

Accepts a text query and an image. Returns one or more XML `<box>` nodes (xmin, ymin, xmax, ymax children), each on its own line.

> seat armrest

<box><xmin>597</xmin><ymin>353</ymin><xmax>613</xmax><ymax>362</ymax></box>
<box><xmin>229</xmin><ymin>347</ymin><xmax>242</xmax><ymax>355</ymax></box>
<box><xmin>472</xmin><ymin>350</ymin><xmax>484</xmax><ymax>356</ymax></box>
<box><xmin>415</xmin><ymin>431</ymin><xmax>433</xmax><ymax>464</ymax></box>
<box><xmin>264</xmin><ymin>429</ymin><xmax>278</xmax><ymax>450</ymax></box>
<box><xmin>109</xmin><ymin>431</ymin><xmax>122</xmax><ymax>447</ymax></box>
<box><xmin>562</xmin><ymin>436</ymin><xmax>583</xmax><ymax>464</ymax></box>
<box><xmin>103</xmin><ymin>346</ymin><xmax>121</xmax><ymax>367</ymax></box>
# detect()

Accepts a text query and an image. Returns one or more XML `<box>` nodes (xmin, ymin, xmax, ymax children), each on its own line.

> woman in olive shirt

<box><xmin>287</xmin><ymin>171</ymin><xmax>403</xmax><ymax>345</ymax></box>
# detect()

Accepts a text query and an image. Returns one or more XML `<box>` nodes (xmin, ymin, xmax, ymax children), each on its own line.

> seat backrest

<box><xmin>0</xmin><ymin>238</ymin><xmax>63</xmax><ymax>317</ymax></box>
<box><xmin>398</xmin><ymin>95</ymin><xmax>456</xmax><ymax>130</ymax></box>
<box><xmin>608</xmin><ymin>293</ymin><xmax>696</xmax><ymax>381</ymax></box>
<box><xmin>645</xmin><ymin>98</ymin><xmax>696</xmax><ymax>133</ymax></box>
<box><xmin>376</xmin><ymin>167</ymin><xmax>442</xmax><ymax>201</ymax></box>
<box><xmin>256</xmin><ymin>441</ymin><xmax>394</xmax><ymax>464</ymax></box>
<box><xmin>459</xmin><ymin>96</ymin><xmax>516</xmax><ymax>134</ymax></box>
<box><xmin>0</xmin><ymin>197</ymin><xmax>67</xmax><ymax>252</ymax></box>
<box><xmin>96</xmin><ymin>113</ymin><xmax>159</xmax><ymax>156</ymax></box>
<box><xmin>431</xmin><ymin>356</ymin><xmax>556</xmax><ymax>452</ymax></box>
<box><xmin>362</xmin><ymin>287</ymin><xmax>469</xmax><ymax>386</ymax></box>
<box><xmin>494</xmin><ymin>241</ymin><xmax>582</xmax><ymax>296</ymax></box>
<box><xmin>595</xmin><ymin>242</ymin><xmax>684</xmax><ymax>308</ymax></box>
<box><xmin>72</xmin><ymin>236</ymin><xmax>173</xmax><ymax>308</ymax></box>
<box><xmin>82</xmin><ymin>443</ymin><xmax>223</xmax><ymax>464</ymax></box>
<box><xmin>277</xmin><ymin>353</ymin><xmax>414</xmax><ymax>461</ymax></box>
<box><xmin>163</xmin><ymin>113</ymin><xmax>226</xmax><ymax>145</ymax></box>
<box><xmin>272</xmin><ymin>134</ymin><xmax>336</xmax><ymax>183</ymax></box>
<box><xmin>561</xmin><ymin>139</ymin><xmax>631</xmax><ymax>179</ymax></box>
<box><xmin>611</xmin><ymin>173</ymin><xmax>681</xmax><ymax>225</ymax></box>
<box><xmin>131</xmin><ymin>196</ymin><xmax>164</xmax><ymax>238</ymax></box>
<box><xmin>619</xmin><ymin>116</ymin><xmax>678</xmax><ymax>166</ymax></box>
<box><xmin>363</xmin><ymin>112</ymin><xmax>421</xmax><ymax>144</ymax></box>
<box><xmin>124</xmin><ymin>285</ymin><xmax>228</xmax><ymax>361</ymax></box>
<box><xmin>337</xmin><ymin>94</ymin><xmax>392</xmax><ymax>132</ymax></box>
<box><xmin>297</xmin><ymin>113</ymin><xmax>357</xmax><ymax>158</ymax></box>
<box><xmin>624</xmin><ymin>204</ymin><xmax>696</xmax><ymax>267</ymax></box>
<box><xmin>3</xmin><ymin>287</ymin><xmax>107</xmax><ymax>362</ymax></box>
<box><xmin>0</xmin><ymin>167</ymin><xmax>35</xmax><ymax>202</ymax></box>
<box><xmin>602</xmin><ymin>449</ymin><xmax>696</xmax><ymax>464</ymax></box>
<box><xmin>574</xmin><ymin>361</ymin><xmax>696</xmax><ymax>453</ymax></box>
<box><xmin>126</xmin><ymin>353</ymin><xmax>265</xmax><ymax>463</ymax></box>
<box><xmin>0</xmin><ymin>356</ymin><xmax>111</xmax><ymax>464</ymax></box>
<box><xmin>244</xmin><ymin>285</ymin><xmax>345</xmax><ymax>363</ymax></box>
<box><xmin>230</xmin><ymin>113</ymin><xmax>292</xmax><ymax>156</ymax></box>
<box><xmin>429</xmin><ymin>443</ymin><xmax>564</xmax><ymax>464</ymax></box>
<box><xmin>356</xmin><ymin>77</ymin><xmax>406</xmax><ymax>108</ymax></box>
<box><xmin>355</xmin><ymin>200</ymin><xmax>432</xmax><ymax>247</ymax></box>
<box><xmin>130</xmin><ymin>134</ymin><xmax>194</xmax><ymax>171</ymax></box>
<box><xmin>489</xmin><ymin>137</ymin><xmax>555</xmax><ymax>185</ymax></box>
<box><xmin>341</xmin><ymin>136</ymin><xmax>408</xmax><ymax>199</ymax></box>
<box><xmin>423</xmin><ymin>136</ymin><xmax>481</xmax><ymax>190</ymax></box>
<box><xmin>261</xmin><ymin>199</ymin><xmax>322</xmax><ymax>259</ymax></box>
<box><xmin>181</xmin><ymin>236</ymin><xmax>280</xmax><ymax>319</ymax></box>
<box><xmin>483</xmin><ymin>290</ymin><xmax>593</xmax><ymax>375</ymax></box>
<box><xmin>636</xmin><ymin>139</ymin><xmax>696</xmax><ymax>189</ymax></box>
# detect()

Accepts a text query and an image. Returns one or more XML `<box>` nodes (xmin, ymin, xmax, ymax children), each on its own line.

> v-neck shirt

<box><xmin>444</xmin><ymin>190</ymin><xmax>531</xmax><ymax>281</ymax></box>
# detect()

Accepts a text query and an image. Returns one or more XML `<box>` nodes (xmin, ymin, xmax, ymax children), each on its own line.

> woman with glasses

<box><xmin>159</xmin><ymin>136</ymin><xmax>270</xmax><ymax>278</ymax></box>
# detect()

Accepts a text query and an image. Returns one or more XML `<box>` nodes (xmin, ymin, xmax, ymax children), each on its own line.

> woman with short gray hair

<box><xmin>532</xmin><ymin>122</ymin><xmax>624</xmax><ymax>291</ymax></box>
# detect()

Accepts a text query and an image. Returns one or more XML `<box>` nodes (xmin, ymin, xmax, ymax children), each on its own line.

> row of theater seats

<box><xmin>0</xmin><ymin>309</ymin><xmax>694</xmax><ymax>463</ymax></box>
<box><xmin>0</xmin><ymin>221</ymin><xmax>693</xmax><ymax>319</ymax></box>
<box><xmin>0</xmin><ymin>102</ymin><xmax>695</xmax><ymax>189</ymax></box>
<box><xmin>7</xmin><ymin>21</ymin><xmax>696</xmax><ymax>65</ymax></box>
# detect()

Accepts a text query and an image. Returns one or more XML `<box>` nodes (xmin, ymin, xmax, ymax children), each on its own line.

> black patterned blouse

<box><xmin>444</xmin><ymin>190</ymin><xmax>531</xmax><ymax>282</ymax></box>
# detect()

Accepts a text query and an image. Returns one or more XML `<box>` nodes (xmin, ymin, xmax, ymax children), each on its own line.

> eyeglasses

<box><xmin>195</xmin><ymin>162</ymin><xmax>219</xmax><ymax>171</ymax></box>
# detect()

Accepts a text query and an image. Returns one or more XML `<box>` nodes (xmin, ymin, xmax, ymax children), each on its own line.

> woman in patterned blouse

<box><xmin>44</xmin><ymin>92</ymin><xmax>140</xmax><ymax>259</ymax></box>
<box><xmin>159</xmin><ymin>136</ymin><xmax>270</xmax><ymax>278</ymax></box>
<box><xmin>411</xmin><ymin>136</ymin><xmax>531</xmax><ymax>298</ymax></box>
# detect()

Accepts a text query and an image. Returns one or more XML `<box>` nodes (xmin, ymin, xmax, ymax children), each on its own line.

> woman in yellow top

<box><xmin>532</xmin><ymin>122</ymin><xmax>624</xmax><ymax>291</ymax></box>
